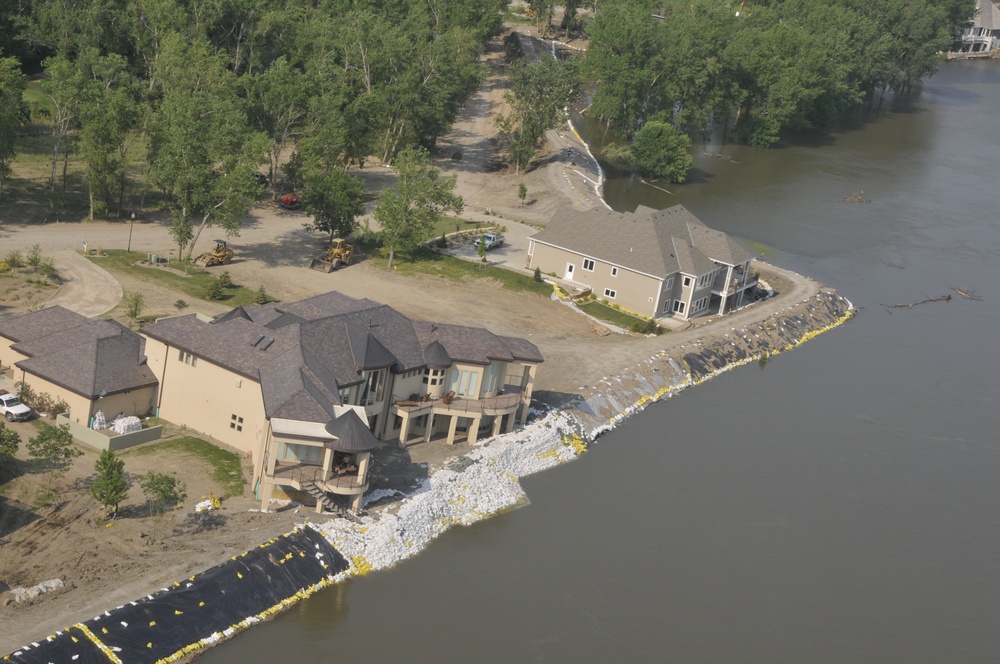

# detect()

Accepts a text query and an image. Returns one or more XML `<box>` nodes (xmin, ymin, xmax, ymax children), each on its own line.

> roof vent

<box><xmin>250</xmin><ymin>333</ymin><xmax>265</xmax><ymax>346</ymax></box>
<box><xmin>260</xmin><ymin>338</ymin><xmax>275</xmax><ymax>350</ymax></box>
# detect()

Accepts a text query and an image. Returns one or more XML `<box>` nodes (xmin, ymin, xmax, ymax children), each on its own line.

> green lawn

<box><xmin>90</xmin><ymin>250</ymin><xmax>265</xmax><ymax>307</ymax></box>
<box><xmin>369</xmin><ymin>246</ymin><xmax>553</xmax><ymax>297</ymax></box>
<box><xmin>126</xmin><ymin>436</ymin><xmax>245</xmax><ymax>496</ymax></box>
<box><xmin>578</xmin><ymin>300</ymin><xmax>654</xmax><ymax>330</ymax></box>
<box><xmin>429</xmin><ymin>216</ymin><xmax>499</xmax><ymax>240</ymax></box>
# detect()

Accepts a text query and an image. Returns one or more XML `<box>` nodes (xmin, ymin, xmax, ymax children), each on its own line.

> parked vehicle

<box><xmin>0</xmin><ymin>390</ymin><xmax>33</xmax><ymax>421</ymax></box>
<box><xmin>278</xmin><ymin>194</ymin><xmax>302</xmax><ymax>210</ymax></box>
<box><xmin>475</xmin><ymin>232</ymin><xmax>505</xmax><ymax>250</ymax></box>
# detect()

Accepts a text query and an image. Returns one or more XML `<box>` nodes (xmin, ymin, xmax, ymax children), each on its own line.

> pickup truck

<box><xmin>0</xmin><ymin>391</ymin><xmax>33</xmax><ymax>421</ymax></box>
<box><xmin>474</xmin><ymin>232</ymin><xmax>505</xmax><ymax>251</ymax></box>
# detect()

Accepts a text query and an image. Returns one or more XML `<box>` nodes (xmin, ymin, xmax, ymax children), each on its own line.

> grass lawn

<box><xmin>90</xmin><ymin>250</ymin><xmax>266</xmax><ymax>307</ymax></box>
<box><xmin>578</xmin><ymin>300</ymin><xmax>653</xmax><ymax>329</ymax></box>
<box><xmin>126</xmin><ymin>436</ymin><xmax>245</xmax><ymax>496</ymax></box>
<box><xmin>371</xmin><ymin>246</ymin><xmax>553</xmax><ymax>297</ymax></box>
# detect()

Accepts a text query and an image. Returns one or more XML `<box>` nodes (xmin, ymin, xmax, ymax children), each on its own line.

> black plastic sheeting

<box><xmin>6</xmin><ymin>526</ymin><xmax>347</xmax><ymax>664</ymax></box>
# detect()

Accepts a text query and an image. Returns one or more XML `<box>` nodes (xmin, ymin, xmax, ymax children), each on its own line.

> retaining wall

<box><xmin>56</xmin><ymin>414</ymin><xmax>163</xmax><ymax>451</ymax></box>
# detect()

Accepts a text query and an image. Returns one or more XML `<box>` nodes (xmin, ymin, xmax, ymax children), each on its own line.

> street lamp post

<box><xmin>127</xmin><ymin>212</ymin><xmax>136</xmax><ymax>252</ymax></box>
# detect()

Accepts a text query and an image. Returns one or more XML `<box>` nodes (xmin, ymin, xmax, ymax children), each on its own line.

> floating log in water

<box><xmin>952</xmin><ymin>287</ymin><xmax>982</xmax><ymax>301</ymax></box>
<box><xmin>881</xmin><ymin>294</ymin><xmax>952</xmax><ymax>310</ymax></box>
<box><xmin>842</xmin><ymin>191</ymin><xmax>871</xmax><ymax>203</ymax></box>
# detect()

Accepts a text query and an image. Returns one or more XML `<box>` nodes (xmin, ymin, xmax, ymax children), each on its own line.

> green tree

<box><xmin>243</xmin><ymin>56</ymin><xmax>310</xmax><ymax>186</ymax></box>
<box><xmin>76</xmin><ymin>52</ymin><xmax>141</xmax><ymax>220</ymax></box>
<box><xmin>0</xmin><ymin>53</ymin><xmax>26</xmax><ymax>202</ymax></box>
<box><xmin>123</xmin><ymin>291</ymin><xmax>145</xmax><ymax>326</ymax></box>
<box><xmin>0</xmin><ymin>426</ymin><xmax>20</xmax><ymax>466</ymax></box>
<box><xmin>147</xmin><ymin>35</ymin><xmax>268</xmax><ymax>259</ymax></box>
<box><xmin>40</xmin><ymin>55</ymin><xmax>86</xmax><ymax>209</ymax></box>
<box><xmin>518</xmin><ymin>182</ymin><xmax>527</xmax><ymax>207</ymax></box>
<box><xmin>302</xmin><ymin>168</ymin><xmax>365</xmax><ymax>240</ymax></box>
<box><xmin>373</xmin><ymin>146</ymin><xmax>463</xmax><ymax>269</ymax></box>
<box><xmin>140</xmin><ymin>470</ymin><xmax>186</xmax><ymax>516</ymax></box>
<box><xmin>496</xmin><ymin>57</ymin><xmax>580</xmax><ymax>173</ymax></box>
<box><xmin>254</xmin><ymin>284</ymin><xmax>269</xmax><ymax>304</ymax></box>
<box><xmin>217</xmin><ymin>270</ymin><xmax>233</xmax><ymax>288</ymax></box>
<box><xmin>207</xmin><ymin>279</ymin><xmax>224</xmax><ymax>300</ymax></box>
<box><xmin>477</xmin><ymin>233</ymin><xmax>487</xmax><ymax>268</ymax></box>
<box><xmin>168</xmin><ymin>213</ymin><xmax>194</xmax><ymax>261</ymax></box>
<box><xmin>90</xmin><ymin>449</ymin><xmax>128</xmax><ymax>515</ymax></box>
<box><xmin>27</xmin><ymin>422</ymin><xmax>82</xmax><ymax>489</ymax></box>
<box><xmin>631</xmin><ymin>121</ymin><xmax>692</xmax><ymax>183</ymax></box>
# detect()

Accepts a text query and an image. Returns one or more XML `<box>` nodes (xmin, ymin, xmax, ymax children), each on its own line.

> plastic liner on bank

<box><xmin>5</xmin><ymin>526</ymin><xmax>347</xmax><ymax>664</ymax></box>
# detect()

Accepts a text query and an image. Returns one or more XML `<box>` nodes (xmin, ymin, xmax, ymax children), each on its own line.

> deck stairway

<box><xmin>300</xmin><ymin>479</ymin><xmax>360</xmax><ymax>522</ymax></box>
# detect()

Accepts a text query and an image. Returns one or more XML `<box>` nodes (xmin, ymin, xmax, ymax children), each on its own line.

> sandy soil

<box><xmin>0</xmin><ymin>26</ymin><xmax>823</xmax><ymax>652</ymax></box>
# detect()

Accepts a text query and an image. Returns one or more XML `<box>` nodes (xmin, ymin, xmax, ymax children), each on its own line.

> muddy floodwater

<box><xmin>201</xmin><ymin>61</ymin><xmax>1000</xmax><ymax>663</ymax></box>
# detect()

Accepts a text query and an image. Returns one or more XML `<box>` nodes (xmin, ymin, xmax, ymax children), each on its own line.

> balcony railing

<box><xmin>712</xmin><ymin>270</ymin><xmax>760</xmax><ymax>294</ymax></box>
<box><xmin>394</xmin><ymin>387</ymin><xmax>524</xmax><ymax>416</ymax></box>
<box><xmin>272</xmin><ymin>461</ymin><xmax>365</xmax><ymax>491</ymax></box>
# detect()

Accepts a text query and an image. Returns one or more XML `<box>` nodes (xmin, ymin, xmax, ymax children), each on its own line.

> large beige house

<box><xmin>141</xmin><ymin>291</ymin><xmax>543</xmax><ymax>512</ymax></box>
<box><xmin>0</xmin><ymin>306</ymin><xmax>157</xmax><ymax>424</ymax></box>
<box><xmin>528</xmin><ymin>205</ymin><xmax>758</xmax><ymax>321</ymax></box>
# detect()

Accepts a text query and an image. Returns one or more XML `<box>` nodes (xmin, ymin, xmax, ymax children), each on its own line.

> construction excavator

<box><xmin>309</xmin><ymin>238</ymin><xmax>355</xmax><ymax>272</ymax></box>
<box><xmin>193</xmin><ymin>240</ymin><xmax>235</xmax><ymax>267</ymax></box>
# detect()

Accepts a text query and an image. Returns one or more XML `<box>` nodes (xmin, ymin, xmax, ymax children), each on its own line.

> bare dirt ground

<box><xmin>0</xmin><ymin>26</ymin><xmax>822</xmax><ymax>652</ymax></box>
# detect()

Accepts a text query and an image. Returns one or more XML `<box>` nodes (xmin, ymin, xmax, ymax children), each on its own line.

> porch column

<box><xmin>357</xmin><ymin>451</ymin><xmax>371</xmax><ymax>486</ymax></box>
<box><xmin>446</xmin><ymin>415</ymin><xmax>459</xmax><ymax>445</ymax></box>
<box><xmin>259</xmin><ymin>481</ymin><xmax>274</xmax><ymax>512</ymax></box>
<box><xmin>349</xmin><ymin>493</ymin><xmax>363</xmax><ymax>512</ymax></box>
<box><xmin>425</xmin><ymin>413</ymin><xmax>435</xmax><ymax>442</ymax></box>
<box><xmin>467</xmin><ymin>416</ymin><xmax>482</xmax><ymax>445</ymax></box>
<box><xmin>508</xmin><ymin>410</ymin><xmax>519</xmax><ymax>432</ymax></box>
<box><xmin>398</xmin><ymin>412</ymin><xmax>411</xmax><ymax>448</ymax></box>
<box><xmin>322</xmin><ymin>448</ymin><xmax>333</xmax><ymax>482</ymax></box>
<box><xmin>492</xmin><ymin>415</ymin><xmax>504</xmax><ymax>437</ymax></box>
<box><xmin>719</xmin><ymin>265</ymin><xmax>734</xmax><ymax>315</ymax></box>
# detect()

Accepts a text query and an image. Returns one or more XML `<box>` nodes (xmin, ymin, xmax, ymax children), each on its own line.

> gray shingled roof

<box><xmin>0</xmin><ymin>306</ymin><xmax>89</xmax><ymax>343</ymax></box>
<box><xmin>423</xmin><ymin>341</ymin><xmax>451</xmax><ymax>369</ymax></box>
<box><xmin>323</xmin><ymin>409</ymin><xmax>381</xmax><ymax>452</ymax></box>
<box><xmin>15</xmin><ymin>319</ymin><xmax>156</xmax><ymax>398</ymax></box>
<box><xmin>531</xmin><ymin>205</ymin><xmax>752</xmax><ymax>277</ymax></box>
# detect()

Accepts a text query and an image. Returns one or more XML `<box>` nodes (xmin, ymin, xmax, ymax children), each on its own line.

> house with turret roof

<box><xmin>141</xmin><ymin>291</ymin><xmax>542</xmax><ymax>512</ymax></box>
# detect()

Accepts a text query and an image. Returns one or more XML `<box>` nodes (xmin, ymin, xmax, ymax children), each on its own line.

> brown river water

<box><xmin>200</xmin><ymin>61</ymin><xmax>1000</xmax><ymax>663</ymax></box>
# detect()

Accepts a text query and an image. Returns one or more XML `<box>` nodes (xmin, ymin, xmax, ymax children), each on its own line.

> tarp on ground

<box><xmin>6</xmin><ymin>525</ymin><xmax>347</xmax><ymax>664</ymax></box>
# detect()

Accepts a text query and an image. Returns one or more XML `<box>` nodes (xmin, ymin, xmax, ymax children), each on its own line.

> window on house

<box><xmin>611</xmin><ymin>267</ymin><xmax>618</xmax><ymax>277</ymax></box>
<box><xmin>178</xmin><ymin>350</ymin><xmax>197</xmax><ymax>366</ymax></box>
<box><xmin>663</xmin><ymin>299</ymin><xmax>672</xmax><ymax>314</ymax></box>
<box><xmin>448</xmin><ymin>368</ymin><xmax>480</xmax><ymax>397</ymax></box>
<box><xmin>338</xmin><ymin>386</ymin><xmax>352</xmax><ymax>404</ymax></box>
<box><xmin>693</xmin><ymin>297</ymin><xmax>709</xmax><ymax>312</ymax></box>
<box><xmin>230</xmin><ymin>414</ymin><xmax>243</xmax><ymax>432</ymax></box>
<box><xmin>604</xmin><ymin>288</ymin><xmax>616</xmax><ymax>299</ymax></box>
<box><xmin>484</xmin><ymin>363</ymin><xmax>504</xmax><ymax>395</ymax></box>
<box><xmin>423</xmin><ymin>368</ymin><xmax>446</xmax><ymax>386</ymax></box>
<box><xmin>683</xmin><ymin>276</ymin><xmax>692</xmax><ymax>288</ymax></box>
<box><xmin>664</xmin><ymin>277</ymin><xmax>674</xmax><ymax>291</ymax></box>
<box><xmin>583</xmin><ymin>259</ymin><xmax>595</xmax><ymax>271</ymax></box>
<box><xmin>673</xmin><ymin>300</ymin><xmax>686</xmax><ymax>314</ymax></box>
<box><xmin>361</xmin><ymin>369</ymin><xmax>386</xmax><ymax>406</ymax></box>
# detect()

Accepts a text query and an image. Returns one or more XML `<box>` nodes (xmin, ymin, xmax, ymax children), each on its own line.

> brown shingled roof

<box><xmin>0</xmin><ymin>306</ymin><xmax>89</xmax><ymax>343</ymax></box>
<box><xmin>15</xmin><ymin>319</ymin><xmax>156</xmax><ymax>398</ymax></box>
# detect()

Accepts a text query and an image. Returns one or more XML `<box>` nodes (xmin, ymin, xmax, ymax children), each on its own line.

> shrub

<box><xmin>0</xmin><ymin>262</ymin><xmax>9</xmax><ymax>274</ymax></box>
<box><xmin>4</xmin><ymin>250</ymin><xmax>23</xmax><ymax>268</ymax></box>
<box><xmin>437</xmin><ymin>233</ymin><xmax>448</xmax><ymax>248</ymax></box>
<box><xmin>630</xmin><ymin>319</ymin><xmax>659</xmax><ymax>335</ymax></box>
<box><xmin>533</xmin><ymin>266</ymin><xmax>542</xmax><ymax>283</ymax></box>
<box><xmin>254</xmin><ymin>284</ymin><xmax>270</xmax><ymax>304</ymax></box>
<box><xmin>217</xmin><ymin>271</ymin><xmax>233</xmax><ymax>289</ymax></box>
<box><xmin>207</xmin><ymin>279</ymin><xmax>224</xmax><ymax>300</ymax></box>
<box><xmin>26</xmin><ymin>244</ymin><xmax>42</xmax><ymax>269</ymax></box>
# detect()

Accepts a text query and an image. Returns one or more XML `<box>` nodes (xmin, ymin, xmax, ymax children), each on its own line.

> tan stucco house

<box><xmin>0</xmin><ymin>306</ymin><xmax>157</xmax><ymax>424</ymax></box>
<box><xmin>527</xmin><ymin>205</ymin><xmax>758</xmax><ymax>321</ymax></box>
<box><xmin>141</xmin><ymin>291</ymin><xmax>543</xmax><ymax>512</ymax></box>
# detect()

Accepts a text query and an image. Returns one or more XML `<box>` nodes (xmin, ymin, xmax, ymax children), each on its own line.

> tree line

<box><xmin>0</xmin><ymin>0</ymin><xmax>979</xmax><ymax>223</ymax></box>
<box><xmin>581</xmin><ymin>0</ymin><xmax>975</xmax><ymax>180</ymax></box>
<box><xmin>0</xmin><ymin>0</ymin><xmax>505</xmax><ymax>255</ymax></box>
